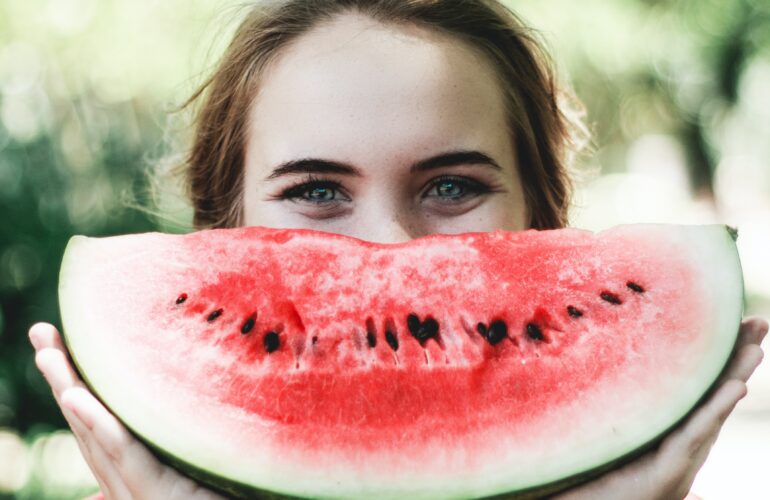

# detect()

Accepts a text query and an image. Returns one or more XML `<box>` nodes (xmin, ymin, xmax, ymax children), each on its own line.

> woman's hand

<box><xmin>551</xmin><ymin>316</ymin><xmax>768</xmax><ymax>500</ymax></box>
<box><xmin>29</xmin><ymin>322</ymin><xmax>224</xmax><ymax>500</ymax></box>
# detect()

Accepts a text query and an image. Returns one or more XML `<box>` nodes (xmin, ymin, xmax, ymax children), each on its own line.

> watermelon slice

<box><xmin>58</xmin><ymin>224</ymin><xmax>743</xmax><ymax>499</ymax></box>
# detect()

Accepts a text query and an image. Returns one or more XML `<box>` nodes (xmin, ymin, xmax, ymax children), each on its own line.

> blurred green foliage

<box><xmin>0</xmin><ymin>0</ymin><xmax>768</xmax><ymax>497</ymax></box>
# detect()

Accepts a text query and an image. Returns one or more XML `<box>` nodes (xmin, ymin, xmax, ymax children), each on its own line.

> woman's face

<box><xmin>243</xmin><ymin>12</ymin><xmax>528</xmax><ymax>243</ymax></box>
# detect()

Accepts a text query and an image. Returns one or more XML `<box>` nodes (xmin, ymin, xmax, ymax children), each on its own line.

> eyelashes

<box><xmin>424</xmin><ymin>175</ymin><xmax>492</xmax><ymax>203</ymax></box>
<box><xmin>279</xmin><ymin>175</ymin><xmax>348</xmax><ymax>205</ymax></box>
<box><xmin>277</xmin><ymin>174</ymin><xmax>491</xmax><ymax>206</ymax></box>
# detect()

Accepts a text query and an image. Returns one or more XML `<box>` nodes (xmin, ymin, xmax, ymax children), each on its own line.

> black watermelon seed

<box><xmin>486</xmin><ymin>320</ymin><xmax>507</xmax><ymax>345</ymax></box>
<box><xmin>407</xmin><ymin>314</ymin><xmax>421</xmax><ymax>337</ymax></box>
<box><xmin>264</xmin><ymin>331</ymin><xmax>280</xmax><ymax>353</ymax></box>
<box><xmin>477</xmin><ymin>322</ymin><xmax>488</xmax><ymax>336</ymax></box>
<box><xmin>416</xmin><ymin>317</ymin><xmax>439</xmax><ymax>341</ymax></box>
<box><xmin>600</xmin><ymin>292</ymin><xmax>622</xmax><ymax>305</ymax></box>
<box><xmin>526</xmin><ymin>323</ymin><xmax>545</xmax><ymax>341</ymax></box>
<box><xmin>567</xmin><ymin>305</ymin><xmax>583</xmax><ymax>318</ymax></box>
<box><xmin>365</xmin><ymin>318</ymin><xmax>377</xmax><ymax>348</ymax></box>
<box><xmin>312</xmin><ymin>336</ymin><xmax>319</xmax><ymax>345</ymax></box>
<box><xmin>207</xmin><ymin>308</ymin><xmax>223</xmax><ymax>322</ymax></box>
<box><xmin>175</xmin><ymin>293</ymin><xmax>187</xmax><ymax>305</ymax></box>
<box><xmin>241</xmin><ymin>315</ymin><xmax>256</xmax><ymax>334</ymax></box>
<box><xmin>385</xmin><ymin>330</ymin><xmax>399</xmax><ymax>351</ymax></box>
<box><xmin>626</xmin><ymin>281</ymin><xmax>645</xmax><ymax>293</ymax></box>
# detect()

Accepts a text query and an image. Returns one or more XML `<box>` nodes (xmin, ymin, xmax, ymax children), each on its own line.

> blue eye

<box><xmin>306</xmin><ymin>186</ymin><xmax>335</xmax><ymax>201</ymax></box>
<box><xmin>425</xmin><ymin>176</ymin><xmax>488</xmax><ymax>202</ymax></box>
<box><xmin>280</xmin><ymin>177</ymin><xmax>346</xmax><ymax>205</ymax></box>
<box><xmin>436</xmin><ymin>180</ymin><xmax>464</xmax><ymax>198</ymax></box>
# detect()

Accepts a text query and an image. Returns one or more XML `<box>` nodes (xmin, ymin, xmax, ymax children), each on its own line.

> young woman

<box><xmin>29</xmin><ymin>0</ymin><xmax>767</xmax><ymax>498</ymax></box>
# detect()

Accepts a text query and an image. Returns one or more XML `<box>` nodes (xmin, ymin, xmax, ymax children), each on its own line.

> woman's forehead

<box><xmin>246</xmin><ymin>11</ymin><xmax>512</xmax><ymax>171</ymax></box>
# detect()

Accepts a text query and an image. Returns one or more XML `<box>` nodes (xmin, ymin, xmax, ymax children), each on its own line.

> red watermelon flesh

<box><xmin>58</xmin><ymin>224</ymin><xmax>742</xmax><ymax>498</ymax></box>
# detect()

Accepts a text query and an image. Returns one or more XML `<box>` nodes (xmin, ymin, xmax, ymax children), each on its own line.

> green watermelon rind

<box><xmin>58</xmin><ymin>224</ymin><xmax>744</xmax><ymax>499</ymax></box>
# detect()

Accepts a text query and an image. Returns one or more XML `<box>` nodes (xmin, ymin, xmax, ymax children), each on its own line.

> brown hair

<box><xmin>181</xmin><ymin>0</ymin><xmax>586</xmax><ymax>230</ymax></box>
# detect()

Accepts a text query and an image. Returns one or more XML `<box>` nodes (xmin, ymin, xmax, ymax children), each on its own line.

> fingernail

<box><xmin>29</xmin><ymin>333</ymin><xmax>41</xmax><ymax>351</ymax></box>
<box><xmin>62</xmin><ymin>403</ymin><xmax>79</xmax><ymax>420</ymax></box>
<box><xmin>61</xmin><ymin>389</ymin><xmax>78</xmax><ymax>412</ymax></box>
<box><xmin>62</xmin><ymin>404</ymin><xmax>85</xmax><ymax>431</ymax></box>
<box><xmin>61</xmin><ymin>397</ymin><xmax>84</xmax><ymax>424</ymax></box>
<box><xmin>758</xmin><ymin>321</ymin><xmax>769</xmax><ymax>344</ymax></box>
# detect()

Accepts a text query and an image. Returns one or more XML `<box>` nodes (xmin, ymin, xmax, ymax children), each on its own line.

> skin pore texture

<box><xmin>244</xmin><ymin>13</ymin><xmax>528</xmax><ymax>241</ymax></box>
<box><xmin>27</xmin><ymin>10</ymin><xmax>767</xmax><ymax>500</ymax></box>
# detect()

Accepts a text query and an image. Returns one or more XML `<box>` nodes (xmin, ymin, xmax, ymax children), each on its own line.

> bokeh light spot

<box><xmin>1</xmin><ymin>95</ymin><xmax>44</xmax><ymax>143</ymax></box>
<box><xmin>0</xmin><ymin>244</ymin><xmax>43</xmax><ymax>291</ymax></box>
<box><xmin>59</xmin><ymin>115</ymin><xmax>98</xmax><ymax>174</ymax></box>
<box><xmin>46</xmin><ymin>0</ymin><xmax>97</xmax><ymax>36</ymax></box>
<box><xmin>0</xmin><ymin>43</ymin><xmax>43</xmax><ymax>96</ymax></box>
<box><xmin>30</xmin><ymin>430</ymin><xmax>97</xmax><ymax>493</ymax></box>
<box><xmin>0</xmin><ymin>157</ymin><xmax>24</xmax><ymax>200</ymax></box>
<box><xmin>0</xmin><ymin>429</ymin><xmax>30</xmax><ymax>493</ymax></box>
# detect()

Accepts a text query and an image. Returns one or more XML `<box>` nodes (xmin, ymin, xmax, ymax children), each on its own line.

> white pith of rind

<box><xmin>58</xmin><ymin>224</ymin><xmax>743</xmax><ymax>499</ymax></box>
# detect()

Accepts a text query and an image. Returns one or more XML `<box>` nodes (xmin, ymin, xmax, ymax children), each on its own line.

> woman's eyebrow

<box><xmin>266</xmin><ymin>159</ymin><xmax>361</xmax><ymax>179</ymax></box>
<box><xmin>410</xmin><ymin>150</ymin><xmax>503</xmax><ymax>173</ymax></box>
<box><xmin>265</xmin><ymin>150</ymin><xmax>502</xmax><ymax>180</ymax></box>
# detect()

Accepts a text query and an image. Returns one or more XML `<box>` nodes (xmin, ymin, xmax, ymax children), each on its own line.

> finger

<box><xmin>721</xmin><ymin>344</ymin><xmax>764</xmax><ymax>383</ymax></box>
<box><xmin>716</xmin><ymin>317</ymin><xmax>767</xmax><ymax>386</ymax></box>
<box><xmin>655</xmin><ymin>380</ymin><xmax>746</xmax><ymax>496</ymax></box>
<box><xmin>58</xmin><ymin>408</ymin><xmax>114</xmax><ymax>498</ymax></box>
<box><xmin>34</xmin><ymin>353</ymin><xmax>123</xmax><ymax>498</ymax></box>
<box><xmin>62</xmin><ymin>387</ymin><xmax>166</xmax><ymax>496</ymax></box>
<box><xmin>736</xmin><ymin>317</ymin><xmax>769</xmax><ymax>349</ymax></box>
<box><xmin>167</xmin><ymin>475</ymin><xmax>228</xmax><ymax>500</ymax></box>
<box><xmin>64</xmin><ymin>405</ymin><xmax>133</xmax><ymax>500</ymax></box>
<box><xmin>32</xmin><ymin>343</ymin><xmax>118</xmax><ymax>495</ymax></box>
<box><xmin>34</xmin><ymin>348</ymin><xmax>86</xmax><ymax>404</ymax></box>
<box><xmin>29</xmin><ymin>322</ymin><xmax>67</xmax><ymax>352</ymax></box>
<box><xmin>661</xmin><ymin>379</ymin><xmax>746</xmax><ymax>467</ymax></box>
